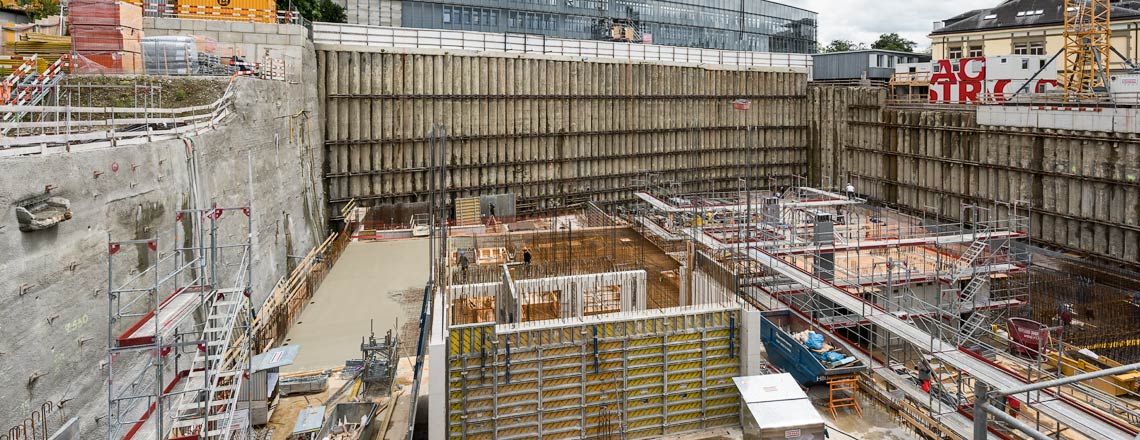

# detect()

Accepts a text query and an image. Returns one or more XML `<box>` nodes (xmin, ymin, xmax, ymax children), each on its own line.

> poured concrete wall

<box><xmin>810</xmin><ymin>87</ymin><xmax>1140</xmax><ymax>268</ymax></box>
<box><xmin>316</xmin><ymin>45</ymin><xmax>810</xmax><ymax>218</ymax></box>
<box><xmin>0</xmin><ymin>50</ymin><xmax>324</xmax><ymax>433</ymax></box>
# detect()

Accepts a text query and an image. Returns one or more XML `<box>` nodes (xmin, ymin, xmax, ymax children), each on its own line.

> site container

<box><xmin>176</xmin><ymin>0</ymin><xmax>276</xmax><ymax>23</ymax></box>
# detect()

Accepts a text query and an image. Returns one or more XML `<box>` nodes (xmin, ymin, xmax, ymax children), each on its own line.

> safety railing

<box><xmin>312</xmin><ymin>23</ymin><xmax>813</xmax><ymax>72</ymax></box>
<box><xmin>0</xmin><ymin>79</ymin><xmax>235</xmax><ymax>156</ymax></box>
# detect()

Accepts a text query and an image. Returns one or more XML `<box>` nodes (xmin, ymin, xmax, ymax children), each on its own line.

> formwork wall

<box><xmin>810</xmin><ymin>87</ymin><xmax>1140</xmax><ymax>269</ymax></box>
<box><xmin>316</xmin><ymin>46</ymin><xmax>809</xmax><ymax>217</ymax></box>
<box><xmin>444</xmin><ymin>307</ymin><xmax>743</xmax><ymax>440</ymax></box>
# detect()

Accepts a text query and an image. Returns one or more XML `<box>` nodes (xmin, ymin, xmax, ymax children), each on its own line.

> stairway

<box><xmin>169</xmin><ymin>289</ymin><xmax>248</xmax><ymax>440</ymax></box>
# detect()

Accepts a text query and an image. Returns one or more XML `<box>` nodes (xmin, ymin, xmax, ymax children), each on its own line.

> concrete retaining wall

<box><xmin>810</xmin><ymin>87</ymin><xmax>1140</xmax><ymax>268</ymax></box>
<box><xmin>0</xmin><ymin>50</ymin><xmax>324</xmax><ymax>433</ymax></box>
<box><xmin>316</xmin><ymin>45</ymin><xmax>810</xmax><ymax>217</ymax></box>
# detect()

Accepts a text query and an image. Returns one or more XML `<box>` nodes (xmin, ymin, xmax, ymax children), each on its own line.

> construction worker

<box><xmin>523</xmin><ymin>247</ymin><xmax>532</xmax><ymax>266</ymax></box>
<box><xmin>917</xmin><ymin>361</ymin><xmax>933</xmax><ymax>393</ymax></box>
<box><xmin>458</xmin><ymin>250</ymin><xmax>470</xmax><ymax>281</ymax></box>
<box><xmin>845</xmin><ymin>182</ymin><xmax>856</xmax><ymax>200</ymax></box>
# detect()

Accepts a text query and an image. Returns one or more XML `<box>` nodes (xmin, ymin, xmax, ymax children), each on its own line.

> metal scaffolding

<box><xmin>631</xmin><ymin>184</ymin><xmax>1140</xmax><ymax>440</ymax></box>
<box><xmin>106</xmin><ymin>203</ymin><xmax>253</xmax><ymax>440</ymax></box>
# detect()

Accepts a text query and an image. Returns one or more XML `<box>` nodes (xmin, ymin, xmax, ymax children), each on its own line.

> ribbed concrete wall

<box><xmin>317</xmin><ymin>46</ymin><xmax>809</xmax><ymax>217</ymax></box>
<box><xmin>810</xmin><ymin>87</ymin><xmax>1140</xmax><ymax>268</ymax></box>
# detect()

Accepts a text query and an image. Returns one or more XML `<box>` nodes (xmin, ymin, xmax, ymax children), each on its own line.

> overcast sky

<box><xmin>778</xmin><ymin>0</ymin><xmax>999</xmax><ymax>49</ymax></box>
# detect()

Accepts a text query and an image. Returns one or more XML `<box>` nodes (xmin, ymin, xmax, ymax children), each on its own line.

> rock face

<box><xmin>14</xmin><ymin>196</ymin><xmax>72</xmax><ymax>232</ymax></box>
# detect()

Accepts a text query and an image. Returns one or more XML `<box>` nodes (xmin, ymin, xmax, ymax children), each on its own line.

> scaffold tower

<box><xmin>106</xmin><ymin>203</ymin><xmax>253</xmax><ymax>440</ymax></box>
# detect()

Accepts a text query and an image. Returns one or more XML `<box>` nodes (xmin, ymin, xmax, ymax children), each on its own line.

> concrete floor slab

<box><xmin>281</xmin><ymin>238</ymin><xmax>429</xmax><ymax>373</ymax></box>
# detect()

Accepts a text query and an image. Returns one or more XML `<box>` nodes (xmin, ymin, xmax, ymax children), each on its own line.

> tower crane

<box><xmin>1062</xmin><ymin>0</ymin><xmax>1113</xmax><ymax>101</ymax></box>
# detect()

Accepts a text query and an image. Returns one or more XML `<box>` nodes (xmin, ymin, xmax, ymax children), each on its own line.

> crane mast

<box><xmin>1062</xmin><ymin>0</ymin><xmax>1112</xmax><ymax>101</ymax></box>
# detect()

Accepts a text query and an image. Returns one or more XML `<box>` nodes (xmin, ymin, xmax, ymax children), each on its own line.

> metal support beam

<box><xmin>990</xmin><ymin>361</ymin><xmax>1140</xmax><ymax>397</ymax></box>
<box><xmin>977</xmin><ymin>403</ymin><xmax>1054</xmax><ymax>440</ymax></box>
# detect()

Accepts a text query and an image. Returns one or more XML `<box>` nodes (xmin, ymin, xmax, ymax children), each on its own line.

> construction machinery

<box><xmin>1062</xmin><ymin>0</ymin><xmax>1112</xmax><ymax>101</ymax></box>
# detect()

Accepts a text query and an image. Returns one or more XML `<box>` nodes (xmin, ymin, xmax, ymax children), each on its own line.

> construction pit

<box><xmin>5</xmin><ymin>10</ymin><xmax>1140</xmax><ymax>440</ymax></box>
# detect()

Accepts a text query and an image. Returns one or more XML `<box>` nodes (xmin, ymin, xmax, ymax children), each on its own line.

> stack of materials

<box><xmin>68</xmin><ymin>0</ymin><xmax>143</xmax><ymax>72</ymax></box>
<box><xmin>6</xmin><ymin>33</ymin><xmax>71</xmax><ymax>63</ymax></box>
<box><xmin>141</xmin><ymin>36</ymin><xmax>198</xmax><ymax>75</ymax></box>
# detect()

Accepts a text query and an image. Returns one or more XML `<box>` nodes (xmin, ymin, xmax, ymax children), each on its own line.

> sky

<box><xmin>778</xmin><ymin>0</ymin><xmax>999</xmax><ymax>50</ymax></box>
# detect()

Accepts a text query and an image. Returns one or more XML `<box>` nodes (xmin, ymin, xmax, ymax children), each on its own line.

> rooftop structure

<box><xmin>929</xmin><ymin>0</ymin><xmax>1140</xmax><ymax>70</ymax></box>
<box><xmin>342</xmin><ymin>0</ymin><xmax>818</xmax><ymax>53</ymax></box>
<box><xmin>811</xmin><ymin>49</ymin><xmax>931</xmax><ymax>84</ymax></box>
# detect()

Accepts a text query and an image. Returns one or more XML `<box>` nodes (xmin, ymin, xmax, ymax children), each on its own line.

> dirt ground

<box><xmin>59</xmin><ymin>75</ymin><xmax>229</xmax><ymax>108</ymax></box>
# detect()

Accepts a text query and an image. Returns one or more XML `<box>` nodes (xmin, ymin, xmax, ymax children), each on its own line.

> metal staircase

<box><xmin>170</xmin><ymin>288</ymin><xmax>249</xmax><ymax>440</ymax></box>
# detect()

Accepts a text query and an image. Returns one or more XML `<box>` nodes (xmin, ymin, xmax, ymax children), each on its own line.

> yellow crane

<box><xmin>1062</xmin><ymin>0</ymin><xmax>1113</xmax><ymax>101</ymax></box>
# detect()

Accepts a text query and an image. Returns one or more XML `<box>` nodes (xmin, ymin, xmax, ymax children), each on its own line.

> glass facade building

<box><xmin>389</xmin><ymin>0</ymin><xmax>818</xmax><ymax>53</ymax></box>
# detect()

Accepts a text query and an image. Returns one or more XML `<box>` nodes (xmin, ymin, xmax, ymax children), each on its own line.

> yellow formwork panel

<box><xmin>497</xmin><ymin>383</ymin><xmax>535</xmax><ymax>394</ymax></box>
<box><xmin>496</xmin><ymin>426</ymin><xmax>538</xmax><ymax>439</ymax></box>
<box><xmin>498</xmin><ymin>391</ymin><xmax>539</xmax><ymax>405</ymax></box>
<box><xmin>705</xmin><ymin>348</ymin><xmax>732</xmax><ymax>357</ymax></box>
<box><xmin>707</xmin><ymin>406</ymin><xmax>738</xmax><ymax>418</ymax></box>
<box><xmin>667</xmin><ymin>381</ymin><xmax>702</xmax><ymax>393</ymax></box>
<box><xmin>449</xmin><ymin>326</ymin><xmax>491</xmax><ymax>356</ymax></box>
<box><xmin>543</xmin><ymin>377</ymin><xmax>581</xmax><ymax>388</ymax></box>
<box><xmin>544</xmin><ymin>365</ymin><xmax>581</xmax><ymax>377</ymax></box>
<box><xmin>468</xmin><ymin>433</ymin><xmax>493</xmax><ymax>440</ymax></box>
<box><xmin>706</xmin><ymin>357</ymin><xmax>737</xmax><ymax>367</ymax></box>
<box><xmin>705</xmin><ymin>387</ymin><xmax>737</xmax><ymax>399</ymax></box>
<box><xmin>667</xmin><ymin>332</ymin><xmax>701</xmax><ymax>342</ymax></box>
<box><xmin>628</xmin><ymin>396</ymin><xmax>663</xmax><ymax>408</ymax></box>
<box><xmin>670</xmin><ymin>361</ymin><xmax>701</xmax><ymax>371</ymax></box>
<box><xmin>706</xmin><ymin>329</ymin><xmax>732</xmax><ymax>339</ymax></box>
<box><xmin>543</xmin><ymin>388</ymin><xmax>580</xmax><ymax>400</ymax></box>
<box><xmin>544</xmin><ymin>346</ymin><xmax>579</xmax><ymax>357</ymax></box>
<box><xmin>543</xmin><ymin>408</ymin><xmax>579</xmax><ymax>420</ymax></box>
<box><xmin>707</xmin><ymin>396</ymin><xmax>738</xmax><ymax>407</ymax></box>
<box><xmin>666</xmin><ymin>351</ymin><xmax>700</xmax><ymax>363</ymax></box>
<box><xmin>666</xmin><ymin>421</ymin><xmax>702</xmax><ymax>434</ymax></box>
<box><xmin>666</xmin><ymin>401</ymin><xmax>702</xmax><ymax>413</ymax></box>
<box><xmin>666</xmin><ymin>371</ymin><xmax>701</xmax><ymax>382</ymax></box>
<box><xmin>627</xmin><ymin>409</ymin><xmax>663</xmax><ymax>421</ymax></box>
<box><xmin>707</xmin><ymin>377</ymin><xmax>735</xmax><ymax>387</ymax></box>
<box><xmin>628</xmin><ymin>366</ymin><xmax>662</xmax><ymax>378</ymax></box>
<box><xmin>629</xmin><ymin>336</ymin><xmax>664</xmax><ymax>347</ymax></box>
<box><xmin>542</xmin><ymin>420</ymin><xmax>579</xmax><ymax>433</ymax></box>
<box><xmin>544</xmin><ymin>430</ymin><xmax>581</xmax><ymax>440</ymax></box>
<box><xmin>507</xmin><ymin>371</ymin><xmax>538</xmax><ymax>382</ymax></box>
<box><xmin>628</xmin><ymin>346</ymin><xmax>662</xmax><ymax>357</ymax></box>
<box><xmin>598</xmin><ymin>340</ymin><xmax>623</xmax><ymax>350</ymax></box>
<box><xmin>545</xmin><ymin>396</ymin><xmax>580</xmax><ymax>408</ymax></box>
<box><xmin>707</xmin><ymin>366</ymin><xmax>740</xmax><ymax>378</ymax></box>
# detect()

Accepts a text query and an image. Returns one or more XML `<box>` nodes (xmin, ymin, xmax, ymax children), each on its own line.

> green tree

<box><xmin>822</xmin><ymin>39</ymin><xmax>866</xmax><ymax>53</ymax></box>
<box><xmin>871</xmin><ymin>33</ymin><xmax>917</xmax><ymax>52</ymax></box>
<box><xmin>17</xmin><ymin>0</ymin><xmax>60</xmax><ymax>21</ymax></box>
<box><xmin>277</xmin><ymin>0</ymin><xmax>346</xmax><ymax>23</ymax></box>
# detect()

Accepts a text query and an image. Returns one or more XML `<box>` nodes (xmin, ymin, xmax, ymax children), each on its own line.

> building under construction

<box><xmin>4</xmin><ymin>0</ymin><xmax>1140</xmax><ymax>439</ymax></box>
